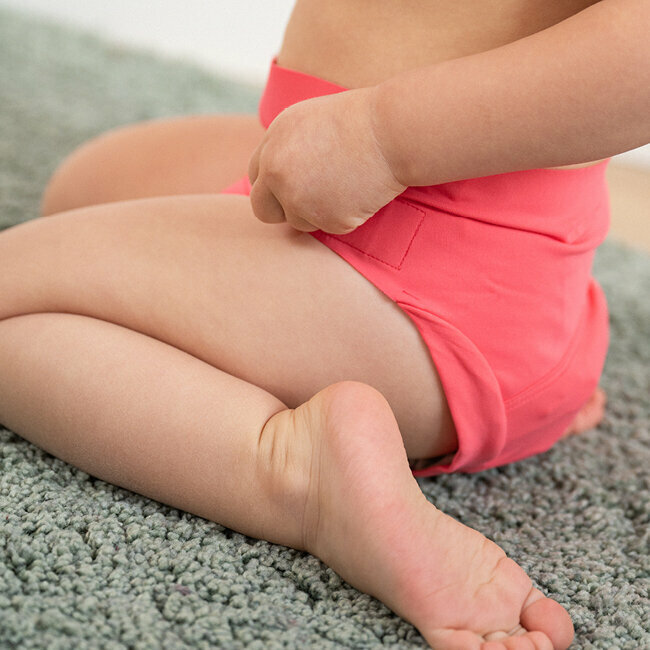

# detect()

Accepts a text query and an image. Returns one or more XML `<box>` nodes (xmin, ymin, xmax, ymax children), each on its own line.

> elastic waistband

<box><xmin>258</xmin><ymin>59</ymin><xmax>610</xmax><ymax>243</ymax></box>
<box><xmin>259</xmin><ymin>59</ymin><xmax>346</xmax><ymax>129</ymax></box>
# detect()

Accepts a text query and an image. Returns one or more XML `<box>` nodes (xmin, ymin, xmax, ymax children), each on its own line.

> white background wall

<box><xmin>2</xmin><ymin>0</ymin><xmax>648</xmax><ymax>168</ymax></box>
<box><xmin>0</xmin><ymin>0</ymin><xmax>295</xmax><ymax>85</ymax></box>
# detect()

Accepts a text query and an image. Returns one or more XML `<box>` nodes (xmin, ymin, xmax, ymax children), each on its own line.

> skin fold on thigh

<box><xmin>0</xmin><ymin>194</ymin><xmax>457</xmax><ymax>460</ymax></box>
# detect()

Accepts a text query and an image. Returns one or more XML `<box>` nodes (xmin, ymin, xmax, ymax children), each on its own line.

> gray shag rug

<box><xmin>0</xmin><ymin>7</ymin><xmax>648</xmax><ymax>649</ymax></box>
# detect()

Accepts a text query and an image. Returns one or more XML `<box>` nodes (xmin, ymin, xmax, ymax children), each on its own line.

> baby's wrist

<box><xmin>367</xmin><ymin>81</ymin><xmax>420</xmax><ymax>189</ymax></box>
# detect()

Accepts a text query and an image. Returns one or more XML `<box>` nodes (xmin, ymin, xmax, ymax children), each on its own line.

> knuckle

<box><xmin>330</xmin><ymin>216</ymin><xmax>365</xmax><ymax>235</ymax></box>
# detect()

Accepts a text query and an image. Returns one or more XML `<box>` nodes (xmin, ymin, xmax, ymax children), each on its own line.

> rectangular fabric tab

<box><xmin>321</xmin><ymin>198</ymin><xmax>425</xmax><ymax>270</ymax></box>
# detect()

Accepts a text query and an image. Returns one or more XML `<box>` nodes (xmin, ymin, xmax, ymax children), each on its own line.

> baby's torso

<box><xmin>278</xmin><ymin>0</ymin><xmax>604</xmax><ymax>170</ymax></box>
<box><xmin>279</xmin><ymin>0</ymin><xmax>602</xmax><ymax>88</ymax></box>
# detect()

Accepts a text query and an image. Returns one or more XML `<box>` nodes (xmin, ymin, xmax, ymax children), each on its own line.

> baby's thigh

<box><xmin>42</xmin><ymin>114</ymin><xmax>265</xmax><ymax>216</ymax></box>
<box><xmin>0</xmin><ymin>194</ymin><xmax>455</xmax><ymax>461</ymax></box>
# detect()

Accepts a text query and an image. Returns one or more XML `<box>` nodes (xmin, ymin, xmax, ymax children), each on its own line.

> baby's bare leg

<box><xmin>0</xmin><ymin>313</ymin><xmax>573</xmax><ymax>650</ymax></box>
<box><xmin>0</xmin><ymin>312</ymin><xmax>308</xmax><ymax>547</ymax></box>
<box><xmin>0</xmin><ymin>197</ymin><xmax>572</xmax><ymax>649</ymax></box>
<box><xmin>41</xmin><ymin>114</ymin><xmax>265</xmax><ymax>215</ymax></box>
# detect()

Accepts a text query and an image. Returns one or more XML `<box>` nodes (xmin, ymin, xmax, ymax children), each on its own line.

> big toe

<box><xmin>520</xmin><ymin>589</ymin><xmax>574</xmax><ymax>650</ymax></box>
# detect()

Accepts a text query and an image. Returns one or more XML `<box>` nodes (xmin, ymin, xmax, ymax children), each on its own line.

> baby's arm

<box><xmin>371</xmin><ymin>0</ymin><xmax>650</xmax><ymax>186</ymax></box>
<box><xmin>249</xmin><ymin>0</ymin><xmax>648</xmax><ymax>233</ymax></box>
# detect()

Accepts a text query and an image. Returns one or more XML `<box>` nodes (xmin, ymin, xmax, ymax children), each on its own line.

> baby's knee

<box><xmin>41</xmin><ymin>158</ymin><xmax>77</xmax><ymax>217</ymax></box>
<box><xmin>41</xmin><ymin>123</ymin><xmax>141</xmax><ymax>217</ymax></box>
<box><xmin>41</xmin><ymin>135</ymin><xmax>104</xmax><ymax>217</ymax></box>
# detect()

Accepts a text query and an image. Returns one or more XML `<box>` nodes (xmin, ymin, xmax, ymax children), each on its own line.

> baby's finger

<box><xmin>249</xmin><ymin>180</ymin><xmax>286</xmax><ymax>224</ymax></box>
<box><xmin>284</xmin><ymin>211</ymin><xmax>319</xmax><ymax>232</ymax></box>
<box><xmin>247</xmin><ymin>145</ymin><xmax>261</xmax><ymax>186</ymax></box>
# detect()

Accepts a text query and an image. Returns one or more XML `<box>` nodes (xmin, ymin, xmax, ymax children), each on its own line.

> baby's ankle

<box><xmin>255</xmin><ymin>404</ymin><xmax>322</xmax><ymax>552</ymax></box>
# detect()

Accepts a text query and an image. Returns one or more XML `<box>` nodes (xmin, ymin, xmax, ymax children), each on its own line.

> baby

<box><xmin>0</xmin><ymin>1</ymin><xmax>648</xmax><ymax>648</ymax></box>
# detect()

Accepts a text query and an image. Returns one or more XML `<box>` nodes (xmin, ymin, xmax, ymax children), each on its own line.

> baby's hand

<box><xmin>247</xmin><ymin>88</ymin><xmax>406</xmax><ymax>234</ymax></box>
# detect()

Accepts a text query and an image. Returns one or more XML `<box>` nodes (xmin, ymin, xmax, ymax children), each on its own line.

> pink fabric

<box><xmin>224</xmin><ymin>60</ymin><xmax>610</xmax><ymax>477</ymax></box>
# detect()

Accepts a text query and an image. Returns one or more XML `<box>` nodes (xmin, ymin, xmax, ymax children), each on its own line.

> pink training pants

<box><xmin>224</xmin><ymin>59</ymin><xmax>611</xmax><ymax>477</ymax></box>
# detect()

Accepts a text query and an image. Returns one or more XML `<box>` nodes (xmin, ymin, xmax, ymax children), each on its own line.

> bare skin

<box><xmin>3</xmin><ymin>135</ymin><xmax>585</xmax><ymax>650</ymax></box>
<box><xmin>561</xmin><ymin>388</ymin><xmax>606</xmax><ymax>438</ymax></box>
<box><xmin>3</xmin><ymin>1</ymin><xmax>627</xmax><ymax>648</ymax></box>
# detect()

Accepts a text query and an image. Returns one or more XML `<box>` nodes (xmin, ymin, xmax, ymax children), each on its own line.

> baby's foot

<box><xmin>561</xmin><ymin>387</ymin><xmax>606</xmax><ymax>438</ymax></box>
<box><xmin>290</xmin><ymin>382</ymin><xmax>574</xmax><ymax>649</ymax></box>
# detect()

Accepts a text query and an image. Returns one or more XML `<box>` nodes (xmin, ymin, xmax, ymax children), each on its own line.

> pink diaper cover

<box><xmin>223</xmin><ymin>59</ymin><xmax>611</xmax><ymax>478</ymax></box>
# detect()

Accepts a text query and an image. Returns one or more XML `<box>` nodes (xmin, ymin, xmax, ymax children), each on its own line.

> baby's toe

<box><xmin>520</xmin><ymin>589</ymin><xmax>574</xmax><ymax>650</ymax></box>
<box><xmin>483</xmin><ymin>628</ymin><xmax>553</xmax><ymax>650</ymax></box>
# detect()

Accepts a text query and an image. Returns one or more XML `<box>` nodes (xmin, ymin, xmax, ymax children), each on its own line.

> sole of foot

<box><xmin>289</xmin><ymin>381</ymin><xmax>574</xmax><ymax>650</ymax></box>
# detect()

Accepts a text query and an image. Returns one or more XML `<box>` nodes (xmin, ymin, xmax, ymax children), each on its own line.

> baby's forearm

<box><xmin>370</xmin><ymin>0</ymin><xmax>650</xmax><ymax>186</ymax></box>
